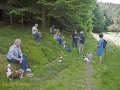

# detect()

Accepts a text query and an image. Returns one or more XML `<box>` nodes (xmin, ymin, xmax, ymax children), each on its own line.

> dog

<box><xmin>86</xmin><ymin>53</ymin><xmax>93</xmax><ymax>60</ymax></box>
<box><xmin>5</xmin><ymin>64</ymin><xmax>26</xmax><ymax>81</ymax></box>
<box><xmin>57</xmin><ymin>54</ymin><xmax>66</xmax><ymax>63</ymax></box>
<box><xmin>83</xmin><ymin>55</ymin><xmax>90</xmax><ymax>64</ymax></box>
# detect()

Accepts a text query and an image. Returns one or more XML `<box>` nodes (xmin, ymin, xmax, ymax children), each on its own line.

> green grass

<box><xmin>0</xmin><ymin>26</ymin><xmax>120</xmax><ymax>90</ymax></box>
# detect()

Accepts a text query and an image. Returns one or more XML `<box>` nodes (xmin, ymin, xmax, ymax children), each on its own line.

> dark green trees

<box><xmin>0</xmin><ymin>0</ymin><xmax>95</xmax><ymax>32</ymax></box>
<box><xmin>92</xmin><ymin>4</ymin><xmax>106</xmax><ymax>33</ymax></box>
<box><xmin>92</xmin><ymin>2</ymin><xmax>114</xmax><ymax>33</ymax></box>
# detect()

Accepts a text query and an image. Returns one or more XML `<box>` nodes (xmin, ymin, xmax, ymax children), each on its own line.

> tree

<box><xmin>92</xmin><ymin>4</ymin><xmax>106</xmax><ymax>33</ymax></box>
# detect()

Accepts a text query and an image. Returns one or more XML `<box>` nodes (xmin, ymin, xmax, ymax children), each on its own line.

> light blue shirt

<box><xmin>7</xmin><ymin>44</ymin><xmax>22</xmax><ymax>59</ymax></box>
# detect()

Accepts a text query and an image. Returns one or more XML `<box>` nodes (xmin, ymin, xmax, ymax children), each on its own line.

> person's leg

<box><xmin>7</xmin><ymin>59</ymin><xmax>19</xmax><ymax>63</ymax></box>
<box><xmin>20</xmin><ymin>54</ymin><xmax>28</xmax><ymax>70</ymax></box>
<box><xmin>98</xmin><ymin>49</ymin><xmax>102</xmax><ymax>64</ymax></box>
<box><xmin>33</xmin><ymin>33</ymin><xmax>37</xmax><ymax>41</ymax></box>
<box><xmin>99</xmin><ymin>56</ymin><xmax>102</xmax><ymax>64</ymax></box>
<box><xmin>35</xmin><ymin>33</ymin><xmax>40</xmax><ymax>42</ymax></box>
<box><xmin>72</xmin><ymin>41</ymin><xmax>75</xmax><ymax>48</ymax></box>
<box><xmin>79</xmin><ymin>44</ymin><xmax>82</xmax><ymax>53</ymax></box>
<box><xmin>65</xmin><ymin>45</ymin><xmax>71</xmax><ymax>52</ymax></box>
<box><xmin>75</xmin><ymin>41</ymin><xmax>77</xmax><ymax>48</ymax></box>
<box><xmin>81</xmin><ymin>44</ymin><xmax>84</xmax><ymax>52</ymax></box>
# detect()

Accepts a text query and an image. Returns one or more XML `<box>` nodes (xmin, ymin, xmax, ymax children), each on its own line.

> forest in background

<box><xmin>0</xmin><ymin>0</ymin><xmax>94</xmax><ymax>33</ymax></box>
<box><xmin>0</xmin><ymin>0</ymin><xmax>120</xmax><ymax>33</ymax></box>
<box><xmin>98</xmin><ymin>2</ymin><xmax>120</xmax><ymax>32</ymax></box>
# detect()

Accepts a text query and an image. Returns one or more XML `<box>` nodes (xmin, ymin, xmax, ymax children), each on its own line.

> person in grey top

<box><xmin>7</xmin><ymin>39</ymin><xmax>31</xmax><ymax>71</ymax></box>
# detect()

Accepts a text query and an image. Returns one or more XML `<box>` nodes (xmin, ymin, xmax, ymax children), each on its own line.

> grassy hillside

<box><xmin>0</xmin><ymin>26</ymin><xmax>120</xmax><ymax>90</ymax></box>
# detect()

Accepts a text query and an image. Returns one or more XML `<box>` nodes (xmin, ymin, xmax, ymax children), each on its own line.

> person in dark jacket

<box><xmin>70</xmin><ymin>30</ymin><xmax>78</xmax><ymax>48</ymax></box>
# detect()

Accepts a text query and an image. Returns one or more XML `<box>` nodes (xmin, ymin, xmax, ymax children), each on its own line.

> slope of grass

<box><xmin>0</xmin><ymin>26</ymin><xmax>120</xmax><ymax>90</ymax></box>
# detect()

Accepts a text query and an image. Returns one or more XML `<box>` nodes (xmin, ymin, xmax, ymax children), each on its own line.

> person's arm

<box><xmin>12</xmin><ymin>56</ymin><xmax>21</xmax><ymax>61</ymax></box>
<box><xmin>76</xmin><ymin>34</ymin><xmax>79</xmax><ymax>39</ymax></box>
<box><xmin>79</xmin><ymin>37</ymin><xmax>81</xmax><ymax>40</ymax></box>
<box><xmin>70</xmin><ymin>34</ymin><xmax>72</xmax><ymax>37</ymax></box>
<box><xmin>96</xmin><ymin>40</ymin><xmax>101</xmax><ymax>48</ymax></box>
<box><xmin>32</xmin><ymin>27</ymin><xmax>39</xmax><ymax>32</ymax></box>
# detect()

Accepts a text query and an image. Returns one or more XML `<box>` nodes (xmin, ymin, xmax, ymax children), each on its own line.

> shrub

<box><xmin>40</xmin><ymin>46</ymin><xmax>56</xmax><ymax>62</ymax></box>
<box><xmin>27</xmin><ymin>46</ymin><xmax>48</xmax><ymax>66</ymax></box>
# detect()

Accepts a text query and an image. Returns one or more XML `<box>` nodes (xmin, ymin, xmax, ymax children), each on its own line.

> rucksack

<box><xmin>103</xmin><ymin>39</ymin><xmax>107</xmax><ymax>49</ymax></box>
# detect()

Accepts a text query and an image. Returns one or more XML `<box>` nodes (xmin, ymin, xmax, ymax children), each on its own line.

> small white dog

<box><xmin>86</xmin><ymin>53</ymin><xmax>93</xmax><ymax>60</ymax></box>
<box><xmin>83</xmin><ymin>55</ymin><xmax>90</xmax><ymax>64</ymax></box>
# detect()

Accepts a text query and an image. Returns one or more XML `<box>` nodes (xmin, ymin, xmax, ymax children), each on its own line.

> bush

<box><xmin>27</xmin><ymin>46</ymin><xmax>48</xmax><ymax>66</ymax></box>
<box><xmin>40</xmin><ymin>46</ymin><xmax>56</xmax><ymax>62</ymax></box>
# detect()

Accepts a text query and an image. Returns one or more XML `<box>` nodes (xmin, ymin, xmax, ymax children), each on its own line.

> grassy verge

<box><xmin>0</xmin><ymin>26</ymin><xmax>120</xmax><ymax>90</ymax></box>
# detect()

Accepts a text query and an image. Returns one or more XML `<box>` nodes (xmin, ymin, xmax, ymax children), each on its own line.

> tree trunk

<box><xmin>10</xmin><ymin>14</ymin><xmax>13</xmax><ymax>25</ymax></box>
<box><xmin>21</xmin><ymin>14</ymin><xmax>23</xmax><ymax>27</ymax></box>
<box><xmin>41</xmin><ymin>4</ymin><xmax>45</xmax><ymax>29</ymax></box>
<box><xmin>46</xmin><ymin>16</ymin><xmax>50</xmax><ymax>28</ymax></box>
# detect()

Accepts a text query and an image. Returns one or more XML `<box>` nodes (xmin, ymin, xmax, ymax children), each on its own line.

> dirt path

<box><xmin>85</xmin><ymin>32</ymin><xmax>120</xmax><ymax>90</ymax></box>
<box><xmin>85</xmin><ymin>64</ymin><xmax>93</xmax><ymax>90</ymax></box>
<box><xmin>92</xmin><ymin>32</ymin><xmax>120</xmax><ymax>46</ymax></box>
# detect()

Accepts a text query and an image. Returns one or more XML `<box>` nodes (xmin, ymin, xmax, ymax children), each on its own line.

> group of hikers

<box><xmin>6</xmin><ymin>23</ymin><xmax>105</xmax><ymax>73</ymax></box>
<box><xmin>50</xmin><ymin>25</ymin><xmax>86</xmax><ymax>53</ymax></box>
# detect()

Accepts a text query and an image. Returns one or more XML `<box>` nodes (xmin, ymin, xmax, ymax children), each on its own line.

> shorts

<box><xmin>97</xmin><ymin>49</ymin><xmax>103</xmax><ymax>56</ymax></box>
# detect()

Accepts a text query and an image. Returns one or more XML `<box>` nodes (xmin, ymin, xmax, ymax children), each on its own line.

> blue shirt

<box><xmin>80</xmin><ymin>34</ymin><xmax>85</xmax><ymax>44</ymax></box>
<box><xmin>98</xmin><ymin>38</ymin><xmax>104</xmax><ymax>50</ymax></box>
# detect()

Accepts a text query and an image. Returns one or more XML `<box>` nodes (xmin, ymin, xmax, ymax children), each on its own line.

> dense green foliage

<box><xmin>97</xmin><ymin>2</ymin><xmax>120</xmax><ymax>32</ymax></box>
<box><xmin>0</xmin><ymin>0</ymin><xmax>95</xmax><ymax>32</ymax></box>
<box><xmin>0</xmin><ymin>0</ymin><xmax>120</xmax><ymax>89</ymax></box>
<box><xmin>92</xmin><ymin>3</ymin><xmax>114</xmax><ymax>33</ymax></box>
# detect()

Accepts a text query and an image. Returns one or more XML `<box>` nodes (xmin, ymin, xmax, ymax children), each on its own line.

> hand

<box><xmin>17</xmin><ymin>58</ymin><xmax>21</xmax><ymax>61</ymax></box>
<box><xmin>19</xmin><ymin>59</ymin><xmax>23</xmax><ymax>64</ymax></box>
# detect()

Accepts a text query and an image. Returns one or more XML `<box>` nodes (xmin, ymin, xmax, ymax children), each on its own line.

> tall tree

<box><xmin>92</xmin><ymin>3</ymin><xmax>106</xmax><ymax>33</ymax></box>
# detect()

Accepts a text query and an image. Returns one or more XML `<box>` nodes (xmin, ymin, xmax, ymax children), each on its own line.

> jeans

<box><xmin>7</xmin><ymin>54</ymin><xmax>28</xmax><ymax>70</ymax></box>
<box><xmin>65</xmin><ymin>46</ymin><xmax>71</xmax><ymax>52</ymax></box>
<box><xmin>72</xmin><ymin>41</ymin><xmax>77</xmax><ymax>48</ymax></box>
<box><xmin>33</xmin><ymin>32</ymin><xmax>40</xmax><ymax>42</ymax></box>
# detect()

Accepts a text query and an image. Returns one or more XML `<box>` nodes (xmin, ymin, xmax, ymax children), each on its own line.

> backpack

<box><xmin>103</xmin><ymin>39</ymin><xmax>107</xmax><ymax>49</ymax></box>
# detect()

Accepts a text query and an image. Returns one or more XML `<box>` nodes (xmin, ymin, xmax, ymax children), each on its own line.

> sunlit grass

<box><xmin>0</xmin><ymin>26</ymin><xmax>120</xmax><ymax>90</ymax></box>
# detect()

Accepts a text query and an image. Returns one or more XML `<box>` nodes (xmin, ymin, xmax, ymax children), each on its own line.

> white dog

<box><xmin>83</xmin><ymin>55</ymin><xmax>90</xmax><ymax>64</ymax></box>
<box><xmin>86</xmin><ymin>53</ymin><xmax>93</xmax><ymax>60</ymax></box>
